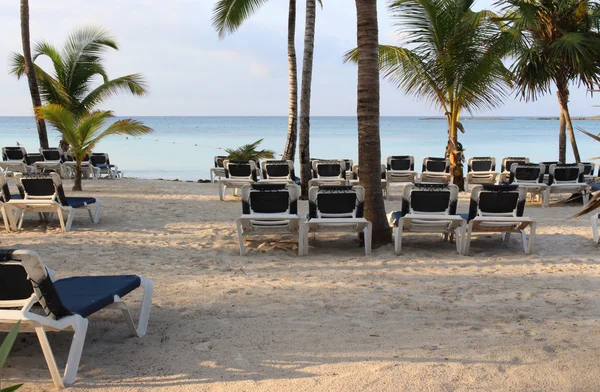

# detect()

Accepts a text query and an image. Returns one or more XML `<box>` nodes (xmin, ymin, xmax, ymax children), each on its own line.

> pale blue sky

<box><xmin>0</xmin><ymin>0</ymin><xmax>598</xmax><ymax>117</ymax></box>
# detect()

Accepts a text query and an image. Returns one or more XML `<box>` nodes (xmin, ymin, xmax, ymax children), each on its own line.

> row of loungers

<box><xmin>0</xmin><ymin>146</ymin><xmax>121</xmax><ymax>179</ymax></box>
<box><xmin>235</xmin><ymin>183</ymin><xmax>536</xmax><ymax>257</ymax></box>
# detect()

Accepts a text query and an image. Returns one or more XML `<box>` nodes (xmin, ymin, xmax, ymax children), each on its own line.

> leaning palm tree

<box><xmin>213</xmin><ymin>0</ymin><xmax>299</xmax><ymax>161</ymax></box>
<box><xmin>19</xmin><ymin>0</ymin><xmax>49</xmax><ymax>149</ymax></box>
<box><xmin>10</xmin><ymin>26</ymin><xmax>147</xmax><ymax>147</ymax></box>
<box><xmin>345</xmin><ymin>0</ymin><xmax>513</xmax><ymax>190</ymax></box>
<box><xmin>224</xmin><ymin>139</ymin><xmax>276</xmax><ymax>161</ymax></box>
<box><xmin>498</xmin><ymin>0</ymin><xmax>600</xmax><ymax>163</ymax></box>
<box><xmin>353</xmin><ymin>0</ymin><xmax>391</xmax><ymax>246</ymax></box>
<box><xmin>36</xmin><ymin>104</ymin><xmax>152</xmax><ymax>191</ymax></box>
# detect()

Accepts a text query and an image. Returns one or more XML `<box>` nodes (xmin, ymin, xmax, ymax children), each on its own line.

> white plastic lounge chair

<box><xmin>308</xmin><ymin>160</ymin><xmax>348</xmax><ymax>187</ymax></box>
<box><xmin>236</xmin><ymin>183</ymin><xmax>304</xmax><ymax>255</ymax></box>
<box><xmin>509</xmin><ymin>162</ymin><xmax>547</xmax><ymax>202</ymax></box>
<box><xmin>388</xmin><ymin>183</ymin><xmax>465</xmax><ymax>255</ymax></box>
<box><xmin>0</xmin><ymin>172</ymin><xmax>22</xmax><ymax>232</ymax></box>
<box><xmin>91</xmin><ymin>153</ymin><xmax>121</xmax><ymax>179</ymax></box>
<box><xmin>465</xmin><ymin>157</ymin><xmax>499</xmax><ymax>190</ymax></box>
<box><xmin>0</xmin><ymin>147</ymin><xmax>34</xmax><ymax>175</ymax></box>
<box><xmin>260</xmin><ymin>159</ymin><xmax>296</xmax><ymax>183</ymax></box>
<box><xmin>7</xmin><ymin>172</ymin><xmax>102</xmax><ymax>232</ymax></box>
<box><xmin>385</xmin><ymin>155</ymin><xmax>418</xmax><ymax>183</ymax></box>
<box><xmin>591</xmin><ymin>213</ymin><xmax>600</xmax><ymax>243</ymax></box>
<box><xmin>0</xmin><ymin>249</ymin><xmax>153</xmax><ymax>388</ymax></box>
<box><xmin>462</xmin><ymin>185</ymin><xmax>536</xmax><ymax>255</ymax></box>
<box><xmin>420</xmin><ymin>157</ymin><xmax>452</xmax><ymax>184</ymax></box>
<box><xmin>582</xmin><ymin>162</ymin><xmax>596</xmax><ymax>183</ymax></box>
<box><xmin>210</xmin><ymin>155</ymin><xmax>227</xmax><ymax>182</ymax></box>
<box><xmin>303</xmin><ymin>185</ymin><xmax>372</xmax><ymax>255</ymax></box>
<box><xmin>218</xmin><ymin>160</ymin><xmax>258</xmax><ymax>201</ymax></box>
<box><xmin>35</xmin><ymin>148</ymin><xmax>70</xmax><ymax>178</ymax></box>
<box><xmin>542</xmin><ymin>163</ymin><xmax>590</xmax><ymax>207</ymax></box>
<box><xmin>64</xmin><ymin>154</ymin><xmax>100</xmax><ymax>179</ymax></box>
<box><xmin>500</xmin><ymin>157</ymin><xmax>530</xmax><ymax>183</ymax></box>
<box><xmin>348</xmin><ymin>164</ymin><xmax>388</xmax><ymax>199</ymax></box>
<box><xmin>342</xmin><ymin>159</ymin><xmax>354</xmax><ymax>180</ymax></box>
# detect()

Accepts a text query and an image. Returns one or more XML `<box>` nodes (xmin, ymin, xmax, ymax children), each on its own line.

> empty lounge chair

<box><xmin>0</xmin><ymin>146</ymin><xmax>34</xmax><ymax>175</ymax></box>
<box><xmin>260</xmin><ymin>159</ymin><xmax>296</xmax><ymax>183</ymax></box>
<box><xmin>218</xmin><ymin>160</ymin><xmax>258</xmax><ymax>201</ymax></box>
<box><xmin>420</xmin><ymin>157</ymin><xmax>452</xmax><ymax>184</ymax></box>
<box><xmin>500</xmin><ymin>157</ymin><xmax>530</xmax><ymax>183</ymax></box>
<box><xmin>210</xmin><ymin>155</ymin><xmax>228</xmax><ymax>182</ymax></box>
<box><xmin>349</xmin><ymin>164</ymin><xmax>388</xmax><ymax>198</ymax></box>
<box><xmin>303</xmin><ymin>185</ymin><xmax>372</xmax><ymax>255</ymax></box>
<box><xmin>91</xmin><ymin>153</ymin><xmax>122</xmax><ymax>179</ymax></box>
<box><xmin>465</xmin><ymin>157</ymin><xmax>499</xmax><ymax>190</ymax></box>
<box><xmin>385</xmin><ymin>155</ymin><xmax>418</xmax><ymax>183</ymax></box>
<box><xmin>581</xmin><ymin>162</ymin><xmax>596</xmax><ymax>182</ymax></box>
<box><xmin>0</xmin><ymin>172</ymin><xmax>21</xmax><ymax>232</ymax></box>
<box><xmin>236</xmin><ymin>183</ymin><xmax>304</xmax><ymax>255</ymax></box>
<box><xmin>462</xmin><ymin>185</ymin><xmax>536</xmax><ymax>255</ymax></box>
<box><xmin>309</xmin><ymin>159</ymin><xmax>348</xmax><ymax>187</ymax></box>
<box><xmin>389</xmin><ymin>183</ymin><xmax>465</xmax><ymax>255</ymax></box>
<box><xmin>509</xmin><ymin>162</ymin><xmax>547</xmax><ymax>202</ymax></box>
<box><xmin>36</xmin><ymin>147</ymin><xmax>69</xmax><ymax>178</ymax></box>
<box><xmin>0</xmin><ymin>249</ymin><xmax>153</xmax><ymax>388</ymax></box>
<box><xmin>64</xmin><ymin>153</ymin><xmax>100</xmax><ymax>179</ymax></box>
<box><xmin>542</xmin><ymin>163</ymin><xmax>590</xmax><ymax>207</ymax></box>
<box><xmin>7</xmin><ymin>172</ymin><xmax>102</xmax><ymax>232</ymax></box>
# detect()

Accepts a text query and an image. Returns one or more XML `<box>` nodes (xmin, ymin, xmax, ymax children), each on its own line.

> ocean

<box><xmin>1</xmin><ymin>116</ymin><xmax>599</xmax><ymax>181</ymax></box>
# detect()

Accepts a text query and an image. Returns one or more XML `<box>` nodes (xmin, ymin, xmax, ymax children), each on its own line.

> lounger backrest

<box><xmin>308</xmin><ymin>185</ymin><xmax>365</xmax><ymax>219</ymax></box>
<box><xmin>468</xmin><ymin>185</ymin><xmax>526</xmax><ymax>220</ymax></box>
<box><xmin>582</xmin><ymin>162</ymin><xmax>595</xmax><ymax>176</ymax></box>
<box><xmin>0</xmin><ymin>173</ymin><xmax>10</xmax><ymax>203</ymax></box>
<box><xmin>261</xmin><ymin>160</ymin><xmax>294</xmax><ymax>180</ymax></box>
<box><xmin>2</xmin><ymin>146</ymin><xmax>27</xmax><ymax>162</ymax></box>
<box><xmin>223</xmin><ymin>160</ymin><xmax>258</xmax><ymax>181</ymax></box>
<box><xmin>242</xmin><ymin>183</ymin><xmax>299</xmax><ymax>215</ymax></box>
<box><xmin>40</xmin><ymin>148</ymin><xmax>64</xmax><ymax>162</ymax></box>
<box><xmin>387</xmin><ymin>156</ymin><xmax>414</xmax><ymax>171</ymax></box>
<box><xmin>0</xmin><ymin>249</ymin><xmax>72</xmax><ymax>319</ymax></box>
<box><xmin>501</xmin><ymin>157</ymin><xmax>529</xmax><ymax>173</ymax></box>
<box><xmin>509</xmin><ymin>163</ymin><xmax>545</xmax><ymax>184</ymax></box>
<box><xmin>214</xmin><ymin>156</ymin><xmax>227</xmax><ymax>168</ymax></box>
<box><xmin>351</xmin><ymin>164</ymin><xmax>386</xmax><ymax>180</ymax></box>
<box><xmin>312</xmin><ymin>160</ymin><xmax>345</xmax><ymax>179</ymax></box>
<box><xmin>541</xmin><ymin>161</ymin><xmax>560</xmax><ymax>175</ymax></box>
<box><xmin>342</xmin><ymin>159</ymin><xmax>353</xmax><ymax>172</ymax></box>
<box><xmin>16</xmin><ymin>172</ymin><xmax>69</xmax><ymax>206</ymax></box>
<box><xmin>468</xmin><ymin>157</ymin><xmax>495</xmax><ymax>172</ymax></box>
<box><xmin>91</xmin><ymin>153</ymin><xmax>110</xmax><ymax>166</ymax></box>
<box><xmin>402</xmin><ymin>183</ymin><xmax>458</xmax><ymax>216</ymax></box>
<box><xmin>65</xmin><ymin>153</ymin><xmax>91</xmax><ymax>163</ymax></box>
<box><xmin>26</xmin><ymin>153</ymin><xmax>45</xmax><ymax>165</ymax></box>
<box><xmin>422</xmin><ymin>157</ymin><xmax>449</xmax><ymax>173</ymax></box>
<box><xmin>548</xmin><ymin>164</ymin><xmax>584</xmax><ymax>184</ymax></box>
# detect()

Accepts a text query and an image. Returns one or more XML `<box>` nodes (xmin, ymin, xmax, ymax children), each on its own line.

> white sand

<box><xmin>2</xmin><ymin>178</ymin><xmax>600</xmax><ymax>391</ymax></box>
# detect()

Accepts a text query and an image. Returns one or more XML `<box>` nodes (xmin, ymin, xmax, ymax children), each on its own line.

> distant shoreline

<box><xmin>421</xmin><ymin>116</ymin><xmax>600</xmax><ymax>121</ymax></box>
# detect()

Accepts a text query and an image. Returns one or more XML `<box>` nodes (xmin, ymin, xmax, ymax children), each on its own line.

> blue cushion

<box><xmin>65</xmin><ymin>197</ymin><xmax>96</xmax><ymax>208</ymax></box>
<box><xmin>389</xmin><ymin>211</ymin><xmax>406</xmax><ymax>227</ymax></box>
<box><xmin>591</xmin><ymin>182</ymin><xmax>600</xmax><ymax>192</ymax></box>
<box><xmin>53</xmin><ymin>275</ymin><xmax>141</xmax><ymax>318</ymax></box>
<box><xmin>458</xmin><ymin>213</ymin><xmax>470</xmax><ymax>221</ymax></box>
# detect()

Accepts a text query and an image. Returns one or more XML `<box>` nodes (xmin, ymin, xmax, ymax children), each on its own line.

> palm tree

<box><xmin>299</xmin><ymin>0</ymin><xmax>318</xmax><ymax>199</ymax></box>
<box><xmin>213</xmin><ymin>0</ymin><xmax>299</xmax><ymax>161</ymax></box>
<box><xmin>36</xmin><ymin>104</ymin><xmax>152</xmax><ymax>191</ymax></box>
<box><xmin>224</xmin><ymin>139</ymin><xmax>276</xmax><ymax>161</ymax></box>
<box><xmin>345</xmin><ymin>0</ymin><xmax>513</xmax><ymax>190</ymax></box>
<box><xmin>19</xmin><ymin>0</ymin><xmax>49</xmax><ymax>149</ymax></box>
<box><xmin>354</xmin><ymin>0</ymin><xmax>391</xmax><ymax>247</ymax></box>
<box><xmin>498</xmin><ymin>0</ymin><xmax>600</xmax><ymax>163</ymax></box>
<box><xmin>10</xmin><ymin>26</ymin><xmax>147</xmax><ymax>147</ymax></box>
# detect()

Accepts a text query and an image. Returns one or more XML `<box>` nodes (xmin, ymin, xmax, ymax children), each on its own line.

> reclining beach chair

<box><xmin>581</xmin><ymin>162</ymin><xmax>596</xmax><ymax>182</ymax></box>
<box><xmin>465</xmin><ymin>157</ymin><xmax>498</xmax><ymax>190</ymax></box>
<box><xmin>0</xmin><ymin>172</ymin><xmax>21</xmax><ymax>232</ymax></box>
<box><xmin>0</xmin><ymin>146</ymin><xmax>34</xmax><ymax>175</ymax></box>
<box><xmin>36</xmin><ymin>148</ymin><xmax>69</xmax><ymax>178</ymax></box>
<box><xmin>210</xmin><ymin>155</ymin><xmax>227</xmax><ymax>182</ymax></box>
<box><xmin>342</xmin><ymin>159</ymin><xmax>354</xmax><ymax>180</ymax></box>
<box><xmin>64</xmin><ymin>154</ymin><xmax>100</xmax><ymax>179</ymax></box>
<box><xmin>500</xmin><ymin>157</ymin><xmax>530</xmax><ymax>183</ymax></box>
<box><xmin>385</xmin><ymin>155</ymin><xmax>418</xmax><ymax>183</ymax></box>
<box><xmin>218</xmin><ymin>160</ymin><xmax>258</xmax><ymax>201</ymax></box>
<box><xmin>349</xmin><ymin>164</ymin><xmax>388</xmax><ymax>198</ymax></box>
<box><xmin>7</xmin><ymin>172</ymin><xmax>102</xmax><ymax>232</ymax></box>
<box><xmin>388</xmin><ymin>183</ymin><xmax>465</xmax><ymax>255</ymax></box>
<box><xmin>0</xmin><ymin>249</ymin><xmax>153</xmax><ymax>388</ymax></box>
<box><xmin>303</xmin><ymin>185</ymin><xmax>372</xmax><ymax>255</ymax></box>
<box><xmin>509</xmin><ymin>163</ymin><xmax>547</xmax><ymax>202</ymax></box>
<box><xmin>309</xmin><ymin>160</ymin><xmax>348</xmax><ymax>187</ymax></box>
<box><xmin>236</xmin><ymin>183</ymin><xmax>304</xmax><ymax>255</ymax></box>
<box><xmin>420</xmin><ymin>157</ymin><xmax>451</xmax><ymax>184</ymax></box>
<box><xmin>260</xmin><ymin>159</ymin><xmax>296</xmax><ymax>183</ymax></box>
<box><xmin>91</xmin><ymin>153</ymin><xmax>121</xmax><ymax>179</ymax></box>
<box><xmin>542</xmin><ymin>163</ymin><xmax>590</xmax><ymax>207</ymax></box>
<box><xmin>462</xmin><ymin>185</ymin><xmax>536</xmax><ymax>255</ymax></box>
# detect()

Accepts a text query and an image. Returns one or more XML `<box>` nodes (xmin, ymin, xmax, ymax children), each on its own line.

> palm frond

<box><xmin>79</xmin><ymin>74</ymin><xmax>148</xmax><ymax>113</ymax></box>
<box><xmin>224</xmin><ymin>138</ymin><xmax>275</xmax><ymax>161</ymax></box>
<box><xmin>35</xmin><ymin>104</ymin><xmax>77</xmax><ymax>146</ymax></box>
<box><xmin>212</xmin><ymin>0</ymin><xmax>270</xmax><ymax>38</ymax></box>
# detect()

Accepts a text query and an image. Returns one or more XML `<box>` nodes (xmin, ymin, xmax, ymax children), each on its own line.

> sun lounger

<box><xmin>218</xmin><ymin>160</ymin><xmax>258</xmax><ymax>200</ymax></box>
<box><xmin>542</xmin><ymin>163</ymin><xmax>590</xmax><ymax>207</ymax></box>
<box><xmin>91</xmin><ymin>153</ymin><xmax>121</xmax><ymax>179</ymax></box>
<box><xmin>462</xmin><ymin>184</ymin><xmax>536</xmax><ymax>255</ymax></box>
<box><xmin>236</xmin><ymin>183</ymin><xmax>304</xmax><ymax>255</ymax></box>
<box><xmin>509</xmin><ymin>162</ymin><xmax>547</xmax><ymax>202</ymax></box>
<box><xmin>210</xmin><ymin>155</ymin><xmax>228</xmax><ymax>182</ymax></box>
<box><xmin>260</xmin><ymin>159</ymin><xmax>296</xmax><ymax>183</ymax></box>
<box><xmin>420</xmin><ymin>157</ymin><xmax>452</xmax><ymax>184</ymax></box>
<box><xmin>36</xmin><ymin>148</ymin><xmax>70</xmax><ymax>178</ymax></box>
<box><xmin>582</xmin><ymin>162</ymin><xmax>596</xmax><ymax>182</ymax></box>
<box><xmin>500</xmin><ymin>156</ymin><xmax>530</xmax><ymax>183</ymax></box>
<box><xmin>0</xmin><ymin>249</ymin><xmax>153</xmax><ymax>388</ymax></box>
<box><xmin>385</xmin><ymin>155</ymin><xmax>418</xmax><ymax>183</ymax></box>
<box><xmin>308</xmin><ymin>159</ymin><xmax>348</xmax><ymax>187</ymax></box>
<box><xmin>465</xmin><ymin>157</ymin><xmax>498</xmax><ymax>190</ymax></box>
<box><xmin>303</xmin><ymin>185</ymin><xmax>372</xmax><ymax>255</ymax></box>
<box><xmin>0</xmin><ymin>172</ymin><xmax>21</xmax><ymax>232</ymax></box>
<box><xmin>64</xmin><ymin>154</ymin><xmax>100</xmax><ymax>179</ymax></box>
<box><xmin>388</xmin><ymin>183</ymin><xmax>465</xmax><ymax>255</ymax></box>
<box><xmin>7</xmin><ymin>172</ymin><xmax>102</xmax><ymax>232</ymax></box>
<box><xmin>0</xmin><ymin>146</ymin><xmax>34</xmax><ymax>175</ymax></box>
<box><xmin>348</xmin><ymin>164</ymin><xmax>388</xmax><ymax>199</ymax></box>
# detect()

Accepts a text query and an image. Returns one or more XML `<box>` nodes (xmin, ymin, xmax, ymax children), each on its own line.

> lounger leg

<box><xmin>592</xmin><ymin>215</ymin><xmax>599</xmax><ymax>244</ymax></box>
<box><xmin>298</xmin><ymin>222</ymin><xmax>305</xmax><ymax>256</ymax></box>
<box><xmin>63</xmin><ymin>208</ymin><xmax>74</xmax><ymax>232</ymax></box>
<box><xmin>394</xmin><ymin>226</ymin><xmax>402</xmax><ymax>255</ymax></box>
<box><xmin>523</xmin><ymin>222</ymin><xmax>536</xmax><ymax>255</ymax></box>
<box><xmin>542</xmin><ymin>189</ymin><xmax>549</xmax><ymax>208</ymax></box>
<box><xmin>219</xmin><ymin>182</ymin><xmax>225</xmax><ymax>201</ymax></box>
<box><xmin>501</xmin><ymin>232</ymin><xmax>511</xmax><ymax>242</ymax></box>
<box><xmin>583</xmin><ymin>191</ymin><xmax>590</xmax><ymax>205</ymax></box>
<box><xmin>464</xmin><ymin>223</ymin><xmax>474</xmax><ymax>256</ymax></box>
<box><xmin>0</xmin><ymin>207</ymin><xmax>8</xmax><ymax>232</ymax></box>
<box><xmin>364</xmin><ymin>222</ymin><xmax>372</xmax><ymax>256</ymax></box>
<box><xmin>62</xmin><ymin>316</ymin><xmax>89</xmax><ymax>386</ymax></box>
<box><xmin>303</xmin><ymin>224</ymin><xmax>310</xmax><ymax>256</ymax></box>
<box><xmin>455</xmin><ymin>223</ymin><xmax>465</xmax><ymax>255</ymax></box>
<box><xmin>111</xmin><ymin>276</ymin><xmax>154</xmax><ymax>337</ymax></box>
<box><xmin>92</xmin><ymin>199</ymin><xmax>102</xmax><ymax>223</ymax></box>
<box><xmin>35</xmin><ymin>325</ymin><xmax>65</xmax><ymax>388</ymax></box>
<box><xmin>236</xmin><ymin>218</ymin><xmax>245</xmax><ymax>256</ymax></box>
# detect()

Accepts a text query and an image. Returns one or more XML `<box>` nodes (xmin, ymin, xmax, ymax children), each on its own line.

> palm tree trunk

<box><xmin>558</xmin><ymin>109</ymin><xmax>567</xmax><ymax>163</ymax></box>
<box><xmin>556</xmin><ymin>87</ymin><xmax>581</xmax><ymax>163</ymax></box>
<box><xmin>73</xmin><ymin>161</ymin><xmax>83</xmax><ymax>191</ymax></box>
<box><xmin>446</xmin><ymin>111</ymin><xmax>465</xmax><ymax>191</ymax></box>
<box><xmin>355</xmin><ymin>0</ymin><xmax>390</xmax><ymax>247</ymax></box>
<box><xmin>283</xmin><ymin>0</ymin><xmax>298</xmax><ymax>161</ymax></box>
<box><xmin>20</xmin><ymin>0</ymin><xmax>49</xmax><ymax>149</ymax></box>
<box><xmin>299</xmin><ymin>0</ymin><xmax>316</xmax><ymax>199</ymax></box>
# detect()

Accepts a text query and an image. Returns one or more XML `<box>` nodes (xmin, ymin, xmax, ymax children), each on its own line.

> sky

<box><xmin>0</xmin><ymin>0</ymin><xmax>598</xmax><ymax>117</ymax></box>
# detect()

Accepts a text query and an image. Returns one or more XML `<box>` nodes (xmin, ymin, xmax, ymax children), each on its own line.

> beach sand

<box><xmin>2</xmin><ymin>178</ymin><xmax>600</xmax><ymax>391</ymax></box>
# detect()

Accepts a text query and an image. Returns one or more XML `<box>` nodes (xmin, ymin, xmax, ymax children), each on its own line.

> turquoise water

<box><xmin>1</xmin><ymin>116</ymin><xmax>599</xmax><ymax>181</ymax></box>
